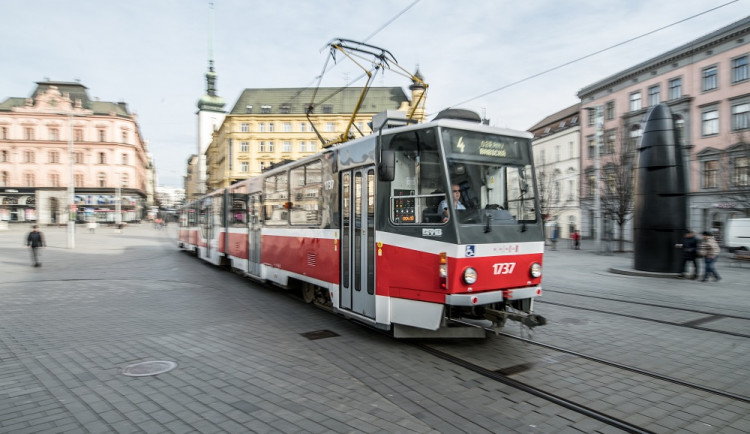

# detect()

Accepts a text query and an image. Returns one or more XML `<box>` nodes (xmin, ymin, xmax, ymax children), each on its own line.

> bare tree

<box><xmin>718</xmin><ymin>131</ymin><xmax>750</xmax><ymax>216</ymax></box>
<box><xmin>536</xmin><ymin>165</ymin><xmax>562</xmax><ymax>224</ymax></box>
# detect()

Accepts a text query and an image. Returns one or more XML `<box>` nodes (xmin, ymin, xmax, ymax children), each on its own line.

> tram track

<box><xmin>535</xmin><ymin>297</ymin><xmax>750</xmax><ymax>339</ymax></box>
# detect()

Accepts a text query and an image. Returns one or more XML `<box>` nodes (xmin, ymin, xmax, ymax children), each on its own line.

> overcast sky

<box><xmin>1</xmin><ymin>0</ymin><xmax>746</xmax><ymax>188</ymax></box>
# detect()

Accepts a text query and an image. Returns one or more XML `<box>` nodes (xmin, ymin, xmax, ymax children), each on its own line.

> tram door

<box><xmin>340</xmin><ymin>167</ymin><xmax>376</xmax><ymax>319</ymax></box>
<box><xmin>247</xmin><ymin>193</ymin><xmax>262</xmax><ymax>277</ymax></box>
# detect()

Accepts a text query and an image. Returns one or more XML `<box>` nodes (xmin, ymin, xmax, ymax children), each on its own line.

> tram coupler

<box><xmin>484</xmin><ymin>309</ymin><xmax>547</xmax><ymax>333</ymax></box>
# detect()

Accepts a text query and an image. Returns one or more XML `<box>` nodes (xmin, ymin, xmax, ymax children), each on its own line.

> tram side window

<box><xmin>264</xmin><ymin>173</ymin><xmax>288</xmax><ymax>225</ymax></box>
<box><xmin>289</xmin><ymin>160</ymin><xmax>323</xmax><ymax>226</ymax></box>
<box><xmin>384</xmin><ymin>129</ymin><xmax>443</xmax><ymax>224</ymax></box>
<box><xmin>230</xmin><ymin>193</ymin><xmax>248</xmax><ymax>227</ymax></box>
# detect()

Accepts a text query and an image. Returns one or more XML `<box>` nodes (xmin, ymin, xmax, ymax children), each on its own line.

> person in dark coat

<box><xmin>26</xmin><ymin>225</ymin><xmax>46</xmax><ymax>267</ymax></box>
<box><xmin>677</xmin><ymin>230</ymin><xmax>699</xmax><ymax>279</ymax></box>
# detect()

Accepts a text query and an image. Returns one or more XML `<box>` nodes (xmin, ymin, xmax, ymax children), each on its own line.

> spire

<box><xmin>198</xmin><ymin>1</ymin><xmax>226</xmax><ymax>112</ymax></box>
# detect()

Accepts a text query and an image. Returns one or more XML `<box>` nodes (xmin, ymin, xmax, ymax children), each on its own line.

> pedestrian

<box><xmin>572</xmin><ymin>230</ymin><xmax>581</xmax><ymax>250</ymax></box>
<box><xmin>88</xmin><ymin>219</ymin><xmax>97</xmax><ymax>234</ymax></box>
<box><xmin>699</xmin><ymin>231</ymin><xmax>721</xmax><ymax>282</ymax></box>
<box><xmin>550</xmin><ymin>224</ymin><xmax>559</xmax><ymax>251</ymax></box>
<box><xmin>676</xmin><ymin>229</ymin><xmax>699</xmax><ymax>279</ymax></box>
<box><xmin>26</xmin><ymin>224</ymin><xmax>46</xmax><ymax>267</ymax></box>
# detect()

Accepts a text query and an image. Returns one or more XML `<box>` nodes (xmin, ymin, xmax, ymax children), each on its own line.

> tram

<box><xmin>178</xmin><ymin>109</ymin><xmax>546</xmax><ymax>338</ymax></box>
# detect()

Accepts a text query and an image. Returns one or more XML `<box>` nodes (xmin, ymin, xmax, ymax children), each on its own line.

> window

<box><xmin>280</xmin><ymin>104</ymin><xmax>291</xmax><ymax>114</ymax></box>
<box><xmin>605</xmin><ymin>101</ymin><xmax>615</xmax><ymax>120</ymax></box>
<box><xmin>241</xmin><ymin>161</ymin><xmax>249</xmax><ymax>172</ymax></box>
<box><xmin>1</xmin><ymin>171</ymin><xmax>8</xmax><ymax>187</ymax></box>
<box><xmin>325</xmin><ymin>122</ymin><xmax>335</xmax><ymax>132</ymax></box>
<box><xmin>732</xmin><ymin>156</ymin><xmax>749</xmax><ymax>187</ymax></box>
<box><xmin>24</xmin><ymin>172</ymin><xmax>35</xmax><ymax>187</ymax></box>
<box><xmin>48</xmin><ymin>151</ymin><xmax>60</xmax><ymax>163</ymax></box>
<box><xmin>259</xmin><ymin>141</ymin><xmax>266</xmax><ymax>152</ymax></box>
<box><xmin>282</xmin><ymin>141</ymin><xmax>291</xmax><ymax>152</ymax></box>
<box><xmin>23</xmin><ymin>150</ymin><xmax>35</xmax><ymax>163</ymax></box>
<box><xmin>289</xmin><ymin>160</ymin><xmax>323</xmax><ymax>225</ymax></box>
<box><xmin>555</xmin><ymin>145</ymin><xmax>561</xmax><ymax>162</ymax></box>
<box><xmin>264</xmin><ymin>173</ymin><xmax>288</xmax><ymax>225</ymax></box>
<box><xmin>259</xmin><ymin>161</ymin><xmax>266</xmax><ymax>172</ymax></box>
<box><xmin>268</xmin><ymin>142</ymin><xmax>274</xmax><ymax>152</ymax></box>
<box><xmin>268</xmin><ymin>123</ymin><xmax>275</xmax><ymax>132</ymax></box>
<box><xmin>121</xmin><ymin>131</ymin><xmax>128</xmax><ymax>143</ymax></box>
<box><xmin>669</xmin><ymin>78</ymin><xmax>682</xmax><ymax>100</ymax></box>
<box><xmin>98</xmin><ymin>172</ymin><xmax>106</xmax><ymax>187</ymax></box>
<box><xmin>1</xmin><ymin>127</ymin><xmax>7</xmax><ymax>139</ymax></box>
<box><xmin>259</xmin><ymin>123</ymin><xmax>266</xmax><ymax>132</ymax></box>
<box><xmin>702</xmin><ymin>66</ymin><xmax>718</xmax><ymax>91</ymax></box>
<box><xmin>701</xmin><ymin>109</ymin><xmax>719</xmax><ymax>136</ymax></box>
<box><xmin>98</xmin><ymin>129</ymin><xmax>106</xmax><ymax>142</ymax></box>
<box><xmin>49</xmin><ymin>173</ymin><xmax>60</xmax><ymax>187</ymax></box>
<box><xmin>603</xmin><ymin>130</ymin><xmax>616</xmax><ymax>155</ymax></box>
<box><xmin>648</xmin><ymin>85</ymin><xmax>660</xmax><ymax>107</ymax></box>
<box><xmin>308</xmin><ymin>142</ymin><xmax>316</xmax><ymax>152</ymax></box>
<box><xmin>1</xmin><ymin>150</ymin><xmax>7</xmax><ymax>162</ymax></box>
<box><xmin>629</xmin><ymin>92</ymin><xmax>642</xmax><ymax>111</ymax></box>
<box><xmin>702</xmin><ymin>160</ymin><xmax>719</xmax><ymax>188</ymax></box>
<box><xmin>732</xmin><ymin>102</ymin><xmax>749</xmax><ymax>131</ymax></box>
<box><xmin>122</xmin><ymin>153</ymin><xmax>129</xmax><ymax>165</ymax></box>
<box><xmin>299</xmin><ymin>141</ymin><xmax>306</xmax><ymax>152</ymax></box>
<box><xmin>732</xmin><ymin>55</ymin><xmax>748</xmax><ymax>83</ymax></box>
<box><xmin>628</xmin><ymin>125</ymin><xmax>642</xmax><ymax>154</ymax></box>
<box><xmin>120</xmin><ymin>173</ymin><xmax>129</xmax><ymax>188</ymax></box>
<box><xmin>587</xmin><ymin>136</ymin><xmax>596</xmax><ymax>158</ymax></box>
<box><xmin>74</xmin><ymin>173</ymin><xmax>84</xmax><ymax>187</ymax></box>
<box><xmin>74</xmin><ymin>128</ymin><xmax>84</xmax><ymax>141</ymax></box>
<box><xmin>240</xmin><ymin>141</ymin><xmax>249</xmax><ymax>152</ymax></box>
<box><xmin>282</xmin><ymin>122</ymin><xmax>292</xmax><ymax>132</ymax></box>
<box><xmin>322</xmin><ymin>105</ymin><xmax>333</xmax><ymax>114</ymax></box>
<box><xmin>74</xmin><ymin>152</ymin><xmax>84</xmax><ymax>164</ymax></box>
<box><xmin>98</xmin><ymin>152</ymin><xmax>107</xmax><ymax>164</ymax></box>
<box><xmin>261</xmin><ymin>105</ymin><xmax>271</xmax><ymax>114</ymax></box>
<box><xmin>49</xmin><ymin>128</ymin><xmax>59</xmax><ymax>141</ymax></box>
<box><xmin>24</xmin><ymin>127</ymin><xmax>34</xmax><ymax>140</ymax></box>
<box><xmin>299</xmin><ymin>123</ymin><xmax>307</xmax><ymax>132</ymax></box>
<box><xmin>240</xmin><ymin>123</ymin><xmax>249</xmax><ymax>132</ymax></box>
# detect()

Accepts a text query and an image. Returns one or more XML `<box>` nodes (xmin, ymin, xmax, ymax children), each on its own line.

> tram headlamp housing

<box><xmin>530</xmin><ymin>262</ymin><xmax>542</xmax><ymax>278</ymax></box>
<box><xmin>439</xmin><ymin>252</ymin><xmax>448</xmax><ymax>278</ymax></box>
<box><xmin>463</xmin><ymin>267</ymin><xmax>477</xmax><ymax>284</ymax></box>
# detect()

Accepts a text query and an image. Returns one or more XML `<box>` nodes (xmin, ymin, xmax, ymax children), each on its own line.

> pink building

<box><xmin>0</xmin><ymin>81</ymin><xmax>153</xmax><ymax>224</ymax></box>
<box><xmin>578</xmin><ymin>16</ymin><xmax>749</xmax><ymax>240</ymax></box>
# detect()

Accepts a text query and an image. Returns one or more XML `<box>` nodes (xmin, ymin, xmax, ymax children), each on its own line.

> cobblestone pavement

<box><xmin>0</xmin><ymin>223</ymin><xmax>748</xmax><ymax>433</ymax></box>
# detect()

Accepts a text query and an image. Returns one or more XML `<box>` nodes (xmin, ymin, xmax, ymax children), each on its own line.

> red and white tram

<box><xmin>178</xmin><ymin>110</ymin><xmax>546</xmax><ymax>338</ymax></box>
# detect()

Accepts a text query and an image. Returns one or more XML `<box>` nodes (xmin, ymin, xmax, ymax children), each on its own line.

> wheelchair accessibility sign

<box><xmin>465</xmin><ymin>245</ymin><xmax>475</xmax><ymax>257</ymax></box>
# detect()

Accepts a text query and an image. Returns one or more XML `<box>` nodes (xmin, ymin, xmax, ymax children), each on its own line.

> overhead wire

<box><xmin>445</xmin><ymin>0</ymin><xmax>740</xmax><ymax>110</ymax></box>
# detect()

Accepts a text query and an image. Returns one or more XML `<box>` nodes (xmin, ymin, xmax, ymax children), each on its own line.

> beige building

<box><xmin>578</xmin><ymin>16</ymin><xmax>750</xmax><ymax>240</ymax></box>
<box><xmin>529</xmin><ymin>103</ymin><xmax>582</xmax><ymax>240</ymax></box>
<box><xmin>0</xmin><ymin>80</ymin><xmax>153</xmax><ymax>224</ymax></box>
<box><xmin>205</xmin><ymin>80</ymin><xmax>426</xmax><ymax>190</ymax></box>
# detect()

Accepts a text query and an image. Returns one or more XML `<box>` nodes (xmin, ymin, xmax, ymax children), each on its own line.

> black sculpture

<box><xmin>633</xmin><ymin>103</ymin><xmax>687</xmax><ymax>272</ymax></box>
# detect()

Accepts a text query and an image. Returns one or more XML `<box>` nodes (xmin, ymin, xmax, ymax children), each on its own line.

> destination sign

<box><xmin>444</xmin><ymin>130</ymin><xmax>527</xmax><ymax>160</ymax></box>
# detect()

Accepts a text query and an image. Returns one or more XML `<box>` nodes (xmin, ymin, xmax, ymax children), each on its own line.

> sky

<box><xmin>1</xmin><ymin>0</ymin><xmax>747</xmax><ymax>188</ymax></box>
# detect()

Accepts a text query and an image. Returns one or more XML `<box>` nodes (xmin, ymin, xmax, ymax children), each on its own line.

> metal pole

<box><xmin>116</xmin><ymin>172</ymin><xmax>121</xmax><ymax>227</ymax></box>
<box><xmin>594</xmin><ymin>106</ymin><xmax>603</xmax><ymax>254</ymax></box>
<box><xmin>67</xmin><ymin>112</ymin><xmax>75</xmax><ymax>249</ymax></box>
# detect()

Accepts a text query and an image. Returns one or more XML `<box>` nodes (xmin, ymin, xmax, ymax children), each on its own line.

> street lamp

<box><xmin>585</xmin><ymin>106</ymin><xmax>603</xmax><ymax>254</ymax></box>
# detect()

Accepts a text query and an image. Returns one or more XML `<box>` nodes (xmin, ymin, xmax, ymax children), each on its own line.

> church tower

<box><xmin>195</xmin><ymin>2</ymin><xmax>226</xmax><ymax>196</ymax></box>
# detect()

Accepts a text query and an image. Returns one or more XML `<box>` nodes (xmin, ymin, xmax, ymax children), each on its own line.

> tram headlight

<box><xmin>463</xmin><ymin>267</ymin><xmax>477</xmax><ymax>284</ymax></box>
<box><xmin>530</xmin><ymin>262</ymin><xmax>542</xmax><ymax>278</ymax></box>
<box><xmin>439</xmin><ymin>252</ymin><xmax>448</xmax><ymax>278</ymax></box>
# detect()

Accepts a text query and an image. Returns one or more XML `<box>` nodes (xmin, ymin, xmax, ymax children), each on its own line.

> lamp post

<box><xmin>67</xmin><ymin>112</ymin><xmax>75</xmax><ymax>249</ymax></box>
<box><xmin>585</xmin><ymin>106</ymin><xmax>603</xmax><ymax>254</ymax></box>
<box><xmin>116</xmin><ymin>172</ymin><xmax>122</xmax><ymax>228</ymax></box>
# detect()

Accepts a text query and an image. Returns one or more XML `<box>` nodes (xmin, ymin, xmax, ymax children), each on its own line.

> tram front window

<box><xmin>445</xmin><ymin>162</ymin><xmax>537</xmax><ymax>226</ymax></box>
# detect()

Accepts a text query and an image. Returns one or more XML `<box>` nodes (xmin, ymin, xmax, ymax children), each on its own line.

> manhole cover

<box><xmin>122</xmin><ymin>361</ymin><xmax>177</xmax><ymax>377</ymax></box>
<box><xmin>300</xmin><ymin>330</ymin><xmax>339</xmax><ymax>340</ymax></box>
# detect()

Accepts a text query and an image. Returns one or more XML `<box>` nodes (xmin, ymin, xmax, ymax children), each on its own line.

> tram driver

<box><xmin>438</xmin><ymin>184</ymin><xmax>465</xmax><ymax>222</ymax></box>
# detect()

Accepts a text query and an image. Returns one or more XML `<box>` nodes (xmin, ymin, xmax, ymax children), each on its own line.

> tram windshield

<box><xmin>385</xmin><ymin>126</ymin><xmax>539</xmax><ymax>228</ymax></box>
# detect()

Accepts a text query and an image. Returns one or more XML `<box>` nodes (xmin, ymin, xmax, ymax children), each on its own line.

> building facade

<box><xmin>0</xmin><ymin>81</ymin><xmax>153</xmax><ymax>224</ymax></box>
<box><xmin>529</xmin><ymin>103</ymin><xmax>582</xmax><ymax>240</ymax></box>
<box><xmin>578</xmin><ymin>16</ymin><xmax>750</xmax><ymax>242</ymax></box>
<box><xmin>205</xmin><ymin>83</ymin><xmax>426</xmax><ymax>190</ymax></box>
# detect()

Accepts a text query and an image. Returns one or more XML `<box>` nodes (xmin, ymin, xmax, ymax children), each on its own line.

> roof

<box><xmin>528</xmin><ymin>103</ymin><xmax>581</xmax><ymax>137</ymax></box>
<box><xmin>578</xmin><ymin>15</ymin><xmax>750</xmax><ymax>97</ymax></box>
<box><xmin>229</xmin><ymin>87</ymin><xmax>409</xmax><ymax>115</ymax></box>
<box><xmin>0</xmin><ymin>81</ymin><xmax>132</xmax><ymax>116</ymax></box>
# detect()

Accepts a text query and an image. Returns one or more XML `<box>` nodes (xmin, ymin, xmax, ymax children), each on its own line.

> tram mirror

<box><xmin>379</xmin><ymin>150</ymin><xmax>396</xmax><ymax>181</ymax></box>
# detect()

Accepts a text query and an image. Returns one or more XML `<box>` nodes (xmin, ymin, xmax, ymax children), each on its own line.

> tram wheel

<box><xmin>302</xmin><ymin>283</ymin><xmax>316</xmax><ymax>304</ymax></box>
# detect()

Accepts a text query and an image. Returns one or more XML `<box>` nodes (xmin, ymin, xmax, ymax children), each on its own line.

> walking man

<box><xmin>26</xmin><ymin>225</ymin><xmax>46</xmax><ymax>267</ymax></box>
<box><xmin>700</xmin><ymin>231</ymin><xmax>721</xmax><ymax>282</ymax></box>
